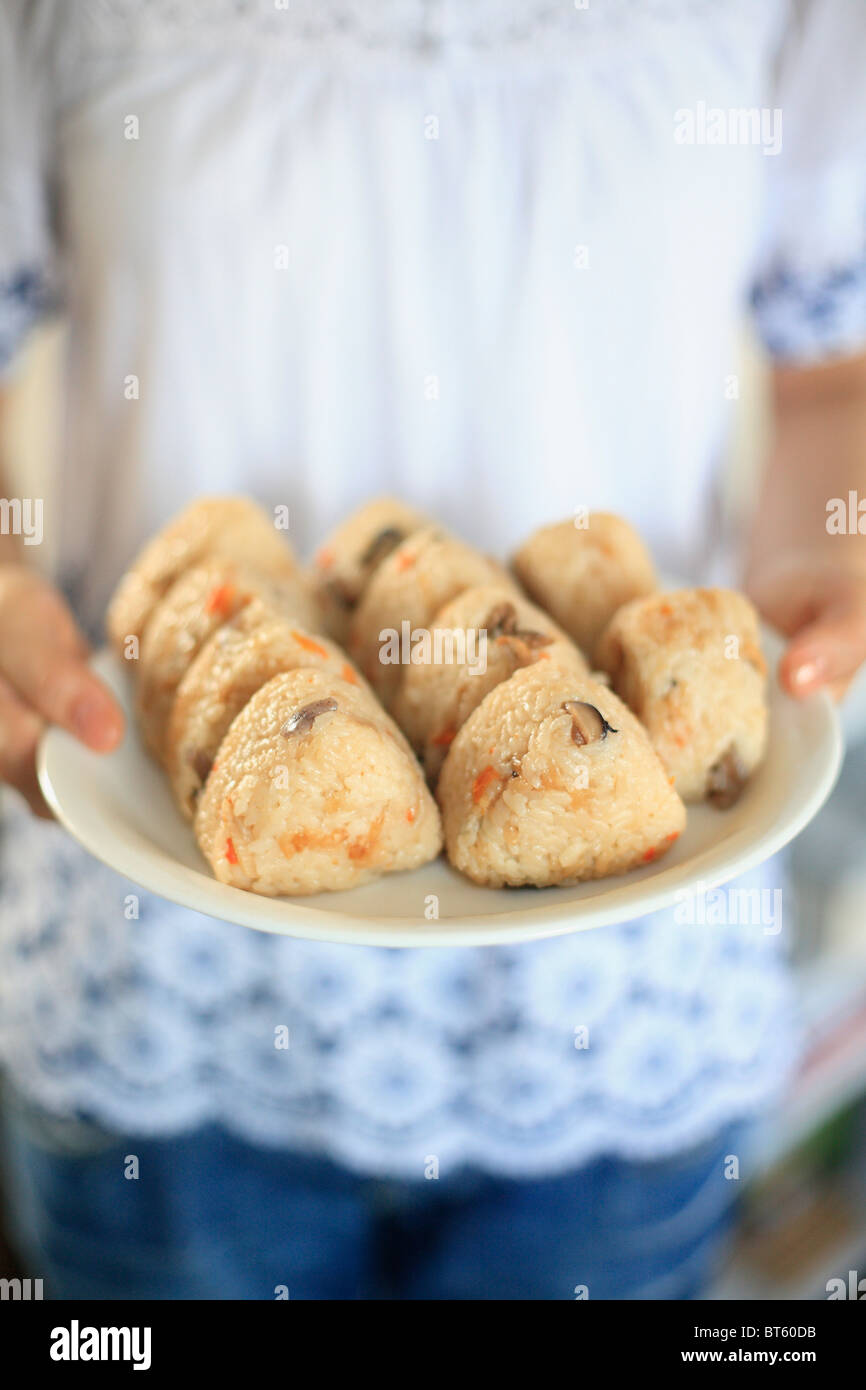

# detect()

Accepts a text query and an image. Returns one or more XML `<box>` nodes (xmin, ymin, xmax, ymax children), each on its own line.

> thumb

<box><xmin>779</xmin><ymin>596</ymin><xmax>866</xmax><ymax>696</ymax></box>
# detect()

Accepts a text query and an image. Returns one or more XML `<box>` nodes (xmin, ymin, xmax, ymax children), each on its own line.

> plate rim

<box><xmin>36</xmin><ymin>645</ymin><xmax>845</xmax><ymax>947</ymax></box>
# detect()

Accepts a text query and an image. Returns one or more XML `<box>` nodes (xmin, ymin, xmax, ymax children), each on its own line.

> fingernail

<box><xmin>791</xmin><ymin>658</ymin><xmax>822</xmax><ymax>690</ymax></box>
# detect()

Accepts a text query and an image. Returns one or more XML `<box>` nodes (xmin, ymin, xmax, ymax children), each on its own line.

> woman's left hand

<box><xmin>747</xmin><ymin>552</ymin><xmax>866</xmax><ymax>702</ymax></box>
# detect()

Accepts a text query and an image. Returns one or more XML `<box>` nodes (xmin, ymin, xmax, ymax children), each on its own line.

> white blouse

<box><xmin>0</xmin><ymin>0</ymin><xmax>864</xmax><ymax>1174</ymax></box>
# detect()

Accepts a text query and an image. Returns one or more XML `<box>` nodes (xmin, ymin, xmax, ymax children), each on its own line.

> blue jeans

<box><xmin>1</xmin><ymin>1094</ymin><xmax>738</xmax><ymax>1300</ymax></box>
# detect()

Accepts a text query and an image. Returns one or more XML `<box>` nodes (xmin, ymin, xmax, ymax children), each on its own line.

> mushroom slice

<box><xmin>499</xmin><ymin>631</ymin><xmax>554</xmax><ymax>665</ymax></box>
<box><xmin>485</xmin><ymin>601</ymin><xmax>519</xmax><ymax>637</ymax></box>
<box><xmin>280</xmin><ymin>697</ymin><xmax>339</xmax><ymax>737</ymax></box>
<box><xmin>360</xmin><ymin>526</ymin><xmax>406</xmax><ymax>570</ymax></box>
<box><xmin>561</xmin><ymin>700</ymin><xmax>618</xmax><ymax>746</ymax></box>
<box><xmin>324</xmin><ymin>576</ymin><xmax>357</xmax><ymax>612</ymax></box>
<box><xmin>706</xmin><ymin>746</ymin><xmax>748</xmax><ymax>809</ymax></box>
<box><xmin>485</xmin><ymin>601</ymin><xmax>554</xmax><ymax>663</ymax></box>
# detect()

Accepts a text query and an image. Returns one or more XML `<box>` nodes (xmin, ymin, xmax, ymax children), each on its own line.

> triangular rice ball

<box><xmin>595</xmin><ymin>588</ymin><xmax>768</xmax><ymax>805</ymax></box>
<box><xmin>349</xmin><ymin>526</ymin><xmax>516</xmax><ymax>707</ymax></box>
<box><xmin>437</xmin><ymin>663</ymin><xmax>685</xmax><ymax>887</ymax></box>
<box><xmin>136</xmin><ymin>558</ymin><xmax>318</xmax><ymax>762</ymax></box>
<box><xmin>310</xmin><ymin>496</ymin><xmax>429</xmax><ymax>644</ymax></box>
<box><xmin>195</xmin><ymin>668</ymin><xmax>442</xmax><ymax>895</ymax></box>
<box><xmin>393</xmin><ymin>584</ymin><xmax>589</xmax><ymax>783</ymax></box>
<box><xmin>167</xmin><ymin>599</ymin><xmax>368</xmax><ymax>818</ymax></box>
<box><xmin>107</xmin><ymin>495</ymin><xmax>300</xmax><ymax>654</ymax></box>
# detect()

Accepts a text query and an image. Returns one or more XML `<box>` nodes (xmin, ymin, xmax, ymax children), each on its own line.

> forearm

<box><xmin>746</xmin><ymin>353</ymin><xmax>866</xmax><ymax>584</ymax></box>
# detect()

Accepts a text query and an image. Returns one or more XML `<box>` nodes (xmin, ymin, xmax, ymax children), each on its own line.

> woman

<box><xmin>0</xmin><ymin>0</ymin><xmax>864</xmax><ymax>1300</ymax></box>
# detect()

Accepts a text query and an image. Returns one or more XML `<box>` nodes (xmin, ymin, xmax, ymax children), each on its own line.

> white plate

<box><xmin>37</xmin><ymin>642</ymin><xmax>842</xmax><ymax>947</ymax></box>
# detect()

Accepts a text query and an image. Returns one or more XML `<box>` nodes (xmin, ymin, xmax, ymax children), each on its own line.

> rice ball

<box><xmin>349</xmin><ymin>526</ymin><xmax>516</xmax><ymax>707</ymax></box>
<box><xmin>512</xmin><ymin>513</ymin><xmax>657</xmax><ymax>660</ymax></box>
<box><xmin>195</xmin><ymin>668</ymin><xmax>443</xmax><ymax>895</ymax></box>
<box><xmin>107</xmin><ymin>495</ymin><xmax>299</xmax><ymax>655</ymax></box>
<box><xmin>393</xmin><ymin>584</ymin><xmax>590</xmax><ymax>783</ymax></box>
<box><xmin>137</xmin><ymin>559</ymin><xmax>318</xmax><ymax>762</ymax></box>
<box><xmin>595</xmin><ymin>588</ymin><xmax>768</xmax><ymax>805</ymax></box>
<box><xmin>437</xmin><ymin>663</ymin><xmax>686</xmax><ymax>888</ymax></box>
<box><xmin>310</xmin><ymin>497</ymin><xmax>430</xmax><ymax>644</ymax></box>
<box><xmin>167</xmin><ymin>600</ymin><xmax>368</xmax><ymax>818</ymax></box>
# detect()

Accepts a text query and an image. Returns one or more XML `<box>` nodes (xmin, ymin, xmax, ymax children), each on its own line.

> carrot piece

<box><xmin>472</xmin><ymin>765</ymin><xmax>500</xmax><ymax>804</ymax></box>
<box><xmin>206</xmin><ymin>583</ymin><xmax>237</xmax><ymax>616</ymax></box>
<box><xmin>291</xmin><ymin>630</ymin><xmax>328</xmax><ymax>658</ymax></box>
<box><xmin>431</xmin><ymin>725</ymin><xmax>456</xmax><ymax>748</ymax></box>
<box><xmin>406</xmin><ymin>806</ymin><xmax>416</xmax><ymax>824</ymax></box>
<box><xmin>340</xmin><ymin>664</ymin><xmax>358</xmax><ymax>685</ymax></box>
<box><xmin>395</xmin><ymin>552</ymin><xmax>415</xmax><ymax>572</ymax></box>
<box><xmin>642</xmin><ymin>846</ymin><xmax>658</xmax><ymax>862</ymax></box>
<box><xmin>225</xmin><ymin>836</ymin><xmax>239</xmax><ymax>865</ymax></box>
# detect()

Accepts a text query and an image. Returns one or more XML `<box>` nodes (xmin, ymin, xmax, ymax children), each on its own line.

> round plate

<box><xmin>37</xmin><ymin>642</ymin><xmax>842</xmax><ymax>947</ymax></box>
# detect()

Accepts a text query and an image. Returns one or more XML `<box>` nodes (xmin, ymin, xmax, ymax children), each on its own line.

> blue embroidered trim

<box><xmin>0</xmin><ymin>265</ymin><xmax>57</xmax><ymax>370</ymax></box>
<box><xmin>751</xmin><ymin>253</ymin><xmax>866</xmax><ymax>362</ymax></box>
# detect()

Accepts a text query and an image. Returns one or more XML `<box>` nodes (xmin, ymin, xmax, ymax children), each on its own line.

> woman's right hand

<box><xmin>0</xmin><ymin>566</ymin><xmax>125</xmax><ymax>817</ymax></box>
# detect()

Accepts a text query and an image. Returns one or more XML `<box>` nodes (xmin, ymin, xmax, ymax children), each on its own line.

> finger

<box><xmin>752</xmin><ymin>585</ymin><xmax>818</xmax><ymax>640</ymax></box>
<box><xmin>0</xmin><ymin>568</ymin><xmax>90</xmax><ymax>661</ymax></box>
<box><xmin>0</xmin><ymin>572</ymin><xmax>125</xmax><ymax>750</ymax></box>
<box><xmin>746</xmin><ymin>563</ymin><xmax>828</xmax><ymax>639</ymax></box>
<box><xmin>0</xmin><ymin>677</ymin><xmax>53</xmax><ymax>817</ymax></box>
<box><xmin>779</xmin><ymin>598</ymin><xmax>866</xmax><ymax>698</ymax></box>
<box><xmin>1</xmin><ymin>641</ymin><xmax>125</xmax><ymax>751</ymax></box>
